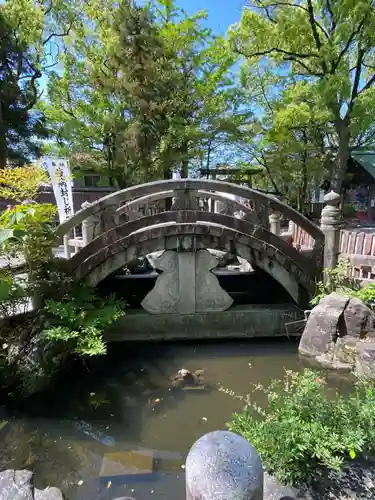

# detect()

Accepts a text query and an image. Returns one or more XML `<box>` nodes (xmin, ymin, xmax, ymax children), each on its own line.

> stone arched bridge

<box><xmin>56</xmin><ymin>179</ymin><xmax>324</xmax><ymax>308</ymax></box>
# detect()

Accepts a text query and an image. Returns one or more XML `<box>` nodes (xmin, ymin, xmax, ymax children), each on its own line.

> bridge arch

<box><xmin>68</xmin><ymin>221</ymin><xmax>315</xmax><ymax>305</ymax></box>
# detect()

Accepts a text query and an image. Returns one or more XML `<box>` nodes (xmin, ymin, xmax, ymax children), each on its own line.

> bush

<box><xmin>43</xmin><ymin>285</ymin><xmax>125</xmax><ymax>356</ymax></box>
<box><xmin>225</xmin><ymin>369</ymin><xmax>375</xmax><ymax>485</ymax></box>
<box><xmin>311</xmin><ymin>257</ymin><xmax>375</xmax><ymax>310</ymax></box>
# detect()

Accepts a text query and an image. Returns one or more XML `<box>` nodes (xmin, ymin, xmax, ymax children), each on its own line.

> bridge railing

<box><xmin>57</xmin><ymin>179</ymin><xmax>324</xmax><ymax>264</ymax></box>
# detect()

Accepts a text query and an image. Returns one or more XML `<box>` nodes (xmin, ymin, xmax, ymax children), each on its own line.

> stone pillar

<box><xmin>320</xmin><ymin>190</ymin><xmax>342</xmax><ymax>284</ymax></box>
<box><xmin>280</xmin><ymin>220</ymin><xmax>294</xmax><ymax>246</ymax></box>
<box><xmin>81</xmin><ymin>202</ymin><xmax>96</xmax><ymax>245</ymax></box>
<box><xmin>269</xmin><ymin>211</ymin><xmax>281</xmax><ymax>236</ymax></box>
<box><xmin>82</xmin><ymin>215</ymin><xmax>95</xmax><ymax>245</ymax></box>
<box><xmin>185</xmin><ymin>431</ymin><xmax>263</xmax><ymax>500</ymax></box>
<box><xmin>63</xmin><ymin>234</ymin><xmax>71</xmax><ymax>259</ymax></box>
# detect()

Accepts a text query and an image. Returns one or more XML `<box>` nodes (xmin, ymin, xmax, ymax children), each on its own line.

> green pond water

<box><xmin>0</xmin><ymin>338</ymin><xmax>352</xmax><ymax>500</ymax></box>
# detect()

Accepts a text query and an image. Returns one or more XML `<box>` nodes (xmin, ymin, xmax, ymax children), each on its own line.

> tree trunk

<box><xmin>0</xmin><ymin>103</ymin><xmax>7</xmax><ymax>167</ymax></box>
<box><xmin>181</xmin><ymin>159</ymin><xmax>189</xmax><ymax>178</ymax></box>
<box><xmin>331</xmin><ymin>119</ymin><xmax>350</xmax><ymax>193</ymax></box>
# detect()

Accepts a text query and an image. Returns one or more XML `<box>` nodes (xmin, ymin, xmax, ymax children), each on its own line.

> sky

<box><xmin>175</xmin><ymin>0</ymin><xmax>245</xmax><ymax>35</ymax></box>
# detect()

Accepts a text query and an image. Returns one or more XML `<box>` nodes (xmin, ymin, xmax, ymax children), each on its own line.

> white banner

<box><xmin>42</xmin><ymin>157</ymin><xmax>74</xmax><ymax>223</ymax></box>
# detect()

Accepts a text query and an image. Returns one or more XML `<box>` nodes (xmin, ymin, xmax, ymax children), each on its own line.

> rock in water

<box><xmin>299</xmin><ymin>292</ymin><xmax>375</xmax><ymax>376</ymax></box>
<box><xmin>299</xmin><ymin>293</ymin><xmax>350</xmax><ymax>359</ymax></box>
<box><xmin>171</xmin><ymin>369</ymin><xmax>205</xmax><ymax>389</ymax></box>
<box><xmin>0</xmin><ymin>470</ymin><xmax>34</xmax><ymax>500</ymax></box>
<box><xmin>34</xmin><ymin>487</ymin><xmax>64</xmax><ymax>500</ymax></box>
<box><xmin>0</xmin><ymin>470</ymin><xmax>64</xmax><ymax>500</ymax></box>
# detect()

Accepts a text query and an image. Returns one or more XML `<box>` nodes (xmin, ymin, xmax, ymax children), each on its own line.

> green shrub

<box><xmin>311</xmin><ymin>257</ymin><xmax>375</xmax><ymax>310</ymax></box>
<box><xmin>43</xmin><ymin>285</ymin><xmax>125</xmax><ymax>356</ymax></box>
<box><xmin>225</xmin><ymin>369</ymin><xmax>375</xmax><ymax>485</ymax></box>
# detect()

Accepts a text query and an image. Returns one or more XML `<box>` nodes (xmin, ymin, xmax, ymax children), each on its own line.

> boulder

<box><xmin>7</xmin><ymin>317</ymin><xmax>68</xmax><ymax>395</ymax></box>
<box><xmin>171</xmin><ymin>369</ymin><xmax>205</xmax><ymax>390</ymax></box>
<box><xmin>0</xmin><ymin>470</ymin><xmax>34</xmax><ymax>500</ymax></box>
<box><xmin>299</xmin><ymin>293</ymin><xmax>375</xmax><ymax>376</ymax></box>
<box><xmin>34</xmin><ymin>487</ymin><xmax>64</xmax><ymax>500</ymax></box>
<box><xmin>356</xmin><ymin>341</ymin><xmax>375</xmax><ymax>379</ymax></box>
<box><xmin>299</xmin><ymin>293</ymin><xmax>349</xmax><ymax>359</ymax></box>
<box><xmin>0</xmin><ymin>470</ymin><xmax>64</xmax><ymax>500</ymax></box>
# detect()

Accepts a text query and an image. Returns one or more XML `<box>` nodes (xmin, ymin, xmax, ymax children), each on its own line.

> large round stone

<box><xmin>185</xmin><ymin>430</ymin><xmax>263</xmax><ymax>500</ymax></box>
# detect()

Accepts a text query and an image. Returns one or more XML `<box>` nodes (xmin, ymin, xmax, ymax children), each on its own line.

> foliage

<box><xmin>0</xmin><ymin>203</ymin><xmax>56</xmax><ymax>268</ymax></box>
<box><xmin>43</xmin><ymin>285</ymin><xmax>125</xmax><ymax>356</ymax></box>
<box><xmin>44</xmin><ymin>0</ymin><xmax>237</xmax><ymax>184</ymax></box>
<box><xmin>0</xmin><ymin>198</ymin><xmax>57</xmax><ymax>317</ymax></box>
<box><xmin>225</xmin><ymin>369</ymin><xmax>375</xmax><ymax>484</ymax></box>
<box><xmin>0</xmin><ymin>269</ymin><xmax>29</xmax><ymax>318</ymax></box>
<box><xmin>235</xmin><ymin>66</ymin><xmax>330</xmax><ymax>208</ymax></box>
<box><xmin>311</xmin><ymin>257</ymin><xmax>375</xmax><ymax>309</ymax></box>
<box><xmin>0</xmin><ymin>165</ymin><xmax>48</xmax><ymax>201</ymax></box>
<box><xmin>0</xmin><ymin>10</ymin><xmax>49</xmax><ymax>165</ymax></box>
<box><xmin>311</xmin><ymin>258</ymin><xmax>361</xmax><ymax>305</ymax></box>
<box><xmin>230</xmin><ymin>0</ymin><xmax>375</xmax><ymax>192</ymax></box>
<box><xmin>0</xmin><ymin>0</ymin><xmax>84</xmax><ymax>165</ymax></box>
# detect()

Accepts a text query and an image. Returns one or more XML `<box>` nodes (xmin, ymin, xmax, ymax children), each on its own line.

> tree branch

<box><xmin>43</xmin><ymin>20</ymin><xmax>75</xmax><ymax>46</ymax></box>
<box><xmin>331</xmin><ymin>19</ymin><xmax>365</xmax><ymax>73</ymax></box>
<box><xmin>347</xmin><ymin>48</ymin><xmax>364</xmax><ymax>118</ymax></box>
<box><xmin>256</xmin><ymin>68</ymin><xmax>273</xmax><ymax>113</ymax></box>
<box><xmin>234</xmin><ymin>41</ymin><xmax>319</xmax><ymax>61</ymax></box>
<box><xmin>306</xmin><ymin>0</ymin><xmax>328</xmax><ymax>74</ymax></box>
<box><xmin>25</xmin><ymin>68</ymin><xmax>42</xmax><ymax>110</ymax></box>
<box><xmin>325</xmin><ymin>0</ymin><xmax>336</xmax><ymax>31</ymax></box>
<box><xmin>258</xmin><ymin>1</ymin><xmax>329</xmax><ymax>38</ymax></box>
<box><xmin>358</xmin><ymin>73</ymin><xmax>375</xmax><ymax>97</ymax></box>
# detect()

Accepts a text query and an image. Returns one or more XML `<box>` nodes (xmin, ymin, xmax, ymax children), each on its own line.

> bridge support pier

<box><xmin>141</xmin><ymin>249</ymin><xmax>233</xmax><ymax>314</ymax></box>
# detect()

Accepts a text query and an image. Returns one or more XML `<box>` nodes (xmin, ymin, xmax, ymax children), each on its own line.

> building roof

<box><xmin>351</xmin><ymin>150</ymin><xmax>375</xmax><ymax>179</ymax></box>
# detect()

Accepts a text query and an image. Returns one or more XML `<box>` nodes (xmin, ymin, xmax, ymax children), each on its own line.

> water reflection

<box><xmin>1</xmin><ymin>339</ymin><xmax>304</xmax><ymax>499</ymax></box>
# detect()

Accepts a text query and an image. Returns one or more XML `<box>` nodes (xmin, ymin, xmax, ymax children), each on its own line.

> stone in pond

<box><xmin>171</xmin><ymin>369</ymin><xmax>205</xmax><ymax>389</ymax></box>
<box><xmin>34</xmin><ymin>487</ymin><xmax>64</xmax><ymax>500</ymax></box>
<box><xmin>0</xmin><ymin>470</ymin><xmax>65</xmax><ymax>500</ymax></box>
<box><xmin>299</xmin><ymin>292</ymin><xmax>375</xmax><ymax>376</ymax></box>
<box><xmin>0</xmin><ymin>470</ymin><xmax>34</xmax><ymax>500</ymax></box>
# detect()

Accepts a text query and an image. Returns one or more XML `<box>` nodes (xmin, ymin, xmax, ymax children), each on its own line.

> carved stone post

<box><xmin>63</xmin><ymin>234</ymin><xmax>71</xmax><ymax>259</ymax></box>
<box><xmin>80</xmin><ymin>202</ymin><xmax>95</xmax><ymax>245</ymax></box>
<box><xmin>320</xmin><ymin>191</ymin><xmax>342</xmax><ymax>284</ymax></box>
<box><xmin>269</xmin><ymin>211</ymin><xmax>281</xmax><ymax>236</ymax></box>
<box><xmin>186</xmin><ymin>431</ymin><xmax>263</xmax><ymax>500</ymax></box>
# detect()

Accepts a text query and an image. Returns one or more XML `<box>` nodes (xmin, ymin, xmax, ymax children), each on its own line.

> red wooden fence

<box><xmin>290</xmin><ymin>222</ymin><xmax>375</xmax><ymax>281</ymax></box>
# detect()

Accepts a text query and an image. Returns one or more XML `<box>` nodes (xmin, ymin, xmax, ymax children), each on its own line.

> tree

<box><xmin>46</xmin><ymin>0</ymin><xmax>237</xmax><ymax>184</ymax></box>
<box><xmin>109</xmin><ymin>0</ymin><xmax>179</xmax><ymax>183</ymax></box>
<box><xmin>0</xmin><ymin>0</ymin><xmax>82</xmax><ymax>165</ymax></box>
<box><xmin>0</xmin><ymin>10</ymin><xmax>48</xmax><ymax>165</ymax></box>
<box><xmin>154</xmin><ymin>0</ymin><xmax>237</xmax><ymax>177</ymax></box>
<box><xmin>45</xmin><ymin>0</ymin><xmax>175</xmax><ymax>187</ymax></box>
<box><xmin>230</xmin><ymin>0</ymin><xmax>375</xmax><ymax>192</ymax></box>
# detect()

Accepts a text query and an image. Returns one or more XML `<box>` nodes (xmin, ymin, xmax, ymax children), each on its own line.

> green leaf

<box><xmin>0</xmin><ymin>229</ymin><xmax>14</xmax><ymax>246</ymax></box>
<box><xmin>0</xmin><ymin>279</ymin><xmax>12</xmax><ymax>301</ymax></box>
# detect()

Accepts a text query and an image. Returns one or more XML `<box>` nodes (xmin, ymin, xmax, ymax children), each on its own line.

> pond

<box><xmin>0</xmin><ymin>338</ymin><xmax>350</xmax><ymax>500</ymax></box>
